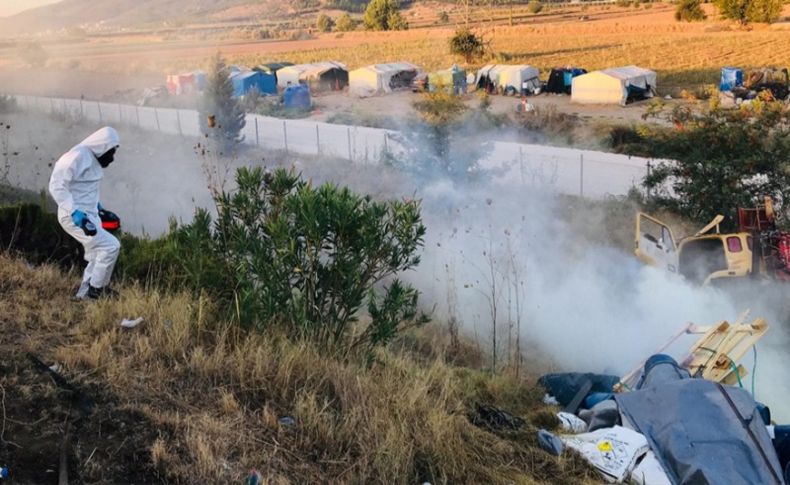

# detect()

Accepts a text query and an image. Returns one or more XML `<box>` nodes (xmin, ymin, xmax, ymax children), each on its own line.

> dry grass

<box><xmin>0</xmin><ymin>254</ymin><xmax>597</xmax><ymax>484</ymax></box>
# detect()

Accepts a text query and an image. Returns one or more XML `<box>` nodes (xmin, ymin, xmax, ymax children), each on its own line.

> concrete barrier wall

<box><xmin>10</xmin><ymin>94</ymin><xmax>660</xmax><ymax>199</ymax></box>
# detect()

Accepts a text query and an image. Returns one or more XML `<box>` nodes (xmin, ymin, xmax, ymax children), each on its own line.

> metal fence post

<box><xmin>255</xmin><ymin>117</ymin><xmax>259</xmax><ymax>146</ymax></box>
<box><xmin>176</xmin><ymin>110</ymin><xmax>183</xmax><ymax>136</ymax></box>
<box><xmin>97</xmin><ymin>102</ymin><xmax>102</xmax><ymax>122</ymax></box>
<box><xmin>315</xmin><ymin>124</ymin><xmax>320</xmax><ymax>154</ymax></box>
<box><xmin>135</xmin><ymin>106</ymin><xmax>140</xmax><ymax>127</ymax></box>
<box><xmin>347</xmin><ymin>127</ymin><xmax>352</xmax><ymax>161</ymax></box>
<box><xmin>646</xmin><ymin>160</ymin><xmax>652</xmax><ymax>200</ymax></box>
<box><xmin>579</xmin><ymin>153</ymin><xmax>584</xmax><ymax>198</ymax></box>
<box><xmin>154</xmin><ymin>108</ymin><xmax>161</xmax><ymax>131</ymax></box>
<box><xmin>283</xmin><ymin>120</ymin><xmax>288</xmax><ymax>153</ymax></box>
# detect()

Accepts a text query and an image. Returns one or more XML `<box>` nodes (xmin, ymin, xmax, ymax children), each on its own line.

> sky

<box><xmin>0</xmin><ymin>0</ymin><xmax>61</xmax><ymax>17</ymax></box>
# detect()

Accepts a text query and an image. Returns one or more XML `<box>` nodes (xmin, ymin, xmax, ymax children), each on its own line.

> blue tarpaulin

<box><xmin>283</xmin><ymin>84</ymin><xmax>311</xmax><ymax>109</ymax></box>
<box><xmin>721</xmin><ymin>67</ymin><xmax>744</xmax><ymax>92</ymax></box>
<box><xmin>615</xmin><ymin>355</ymin><xmax>785</xmax><ymax>485</ymax></box>
<box><xmin>231</xmin><ymin>71</ymin><xmax>277</xmax><ymax>97</ymax></box>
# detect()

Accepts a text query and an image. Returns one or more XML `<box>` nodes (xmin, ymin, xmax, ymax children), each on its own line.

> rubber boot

<box><xmin>87</xmin><ymin>285</ymin><xmax>119</xmax><ymax>300</ymax></box>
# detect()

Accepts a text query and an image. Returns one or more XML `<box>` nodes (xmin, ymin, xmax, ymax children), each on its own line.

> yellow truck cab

<box><xmin>635</xmin><ymin>213</ymin><xmax>754</xmax><ymax>285</ymax></box>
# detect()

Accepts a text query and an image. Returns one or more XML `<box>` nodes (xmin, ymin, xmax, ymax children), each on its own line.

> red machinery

<box><xmin>738</xmin><ymin>197</ymin><xmax>790</xmax><ymax>281</ymax></box>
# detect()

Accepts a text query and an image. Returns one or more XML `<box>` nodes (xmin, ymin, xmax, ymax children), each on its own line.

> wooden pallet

<box><xmin>615</xmin><ymin>312</ymin><xmax>768</xmax><ymax>391</ymax></box>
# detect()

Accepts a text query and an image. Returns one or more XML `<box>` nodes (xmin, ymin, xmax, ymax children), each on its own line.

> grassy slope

<box><xmin>0</xmin><ymin>254</ymin><xmax>598</xmax><ymax>483</ymax></box>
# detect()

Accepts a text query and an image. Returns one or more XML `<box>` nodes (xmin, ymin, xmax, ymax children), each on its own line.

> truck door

<box><xmin>635</xmin><ymin>213</ymin><xmax>678</xmax><ymax>273</ymax></box>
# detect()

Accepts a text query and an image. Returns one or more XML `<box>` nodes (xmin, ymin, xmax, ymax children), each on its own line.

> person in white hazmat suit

<box><xmin>49</xmin><ymin>127</ymin><xmax>121</xmax><ymax>300</ymax></box>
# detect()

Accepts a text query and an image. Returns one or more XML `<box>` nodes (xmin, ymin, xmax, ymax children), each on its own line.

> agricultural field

<box><xmin>2</xmin><ymin>3</ymin><xmax>790</xmax><ymax>92</ymax></box>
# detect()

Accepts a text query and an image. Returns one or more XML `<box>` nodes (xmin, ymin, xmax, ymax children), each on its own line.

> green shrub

<box><xmin>518</xmin><ymin>104</ymin><xmax>579</xmax><ymax>144</ymax></box>
<box><xmin>675</xmin><ymin>0</ymin><xmax>706</xmax><ymax>21</ymax></box>
<box><xmin>634</xmin><ymin>101</ymin><xmax>790</xmax><ymax>225</ymax></box>
<box><xmin>528</xmin><ymin>0</ymin><xmax>543</xmax><ymax>13</ymax></box>
<box><xmin>316</xmin><ymin>13</ymin><xmax>335</xmax><ymax>32</ymax></box>
<box><xmin>143</xmin><ymin>167</ymin><xmax>427</xmax><ymax>356</ymax></box>
<box><xmin>387</xmin><ymin>89</ymin><xmax>493</xmax><ymax>183</ymax></box>
<box><xmin>0</xmin><ymin>203</ymin><xmax>82</xmax><ymax>268</ymax></box>
<box><xmin>449</xmin><ymin>28</ymin><xmax>485</xmax><ymax>63</ymax></box>
<box><xmin>364</xmin><ymin>0</ymin><xmax>407</xmax><ymax>30</ymax></box>
<box><xmin>715</xmin><ymin>0</ymin><xmax>782</xmax><ymax>24</ymax></box>
<box><xmin>335</xmin><ymin>12</ymin><xmax>357</xmax><ymax>31</ymax></box>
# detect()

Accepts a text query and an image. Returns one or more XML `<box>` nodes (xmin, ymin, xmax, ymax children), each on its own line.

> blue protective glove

<box><xmin>71</xmin><ymin>210</ymin><xmax>97</xmax><ymax>236</ymax></box>
<box><xmin>71</xmin><ymin>209</ymin><xmax>88</xmax><ymax>227</ymax></box>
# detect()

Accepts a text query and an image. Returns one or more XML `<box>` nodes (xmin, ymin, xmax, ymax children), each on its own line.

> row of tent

<box><xmin>166</xmin><ymin>62</ymin><xmax>349</xmax><ymax>98</ymax></box>
<box><xmin>474</xmin><ymin>64</ymin><xmax>657</xmax><ymax>106</ymax></box>
<box><xmin>166</xmin><ymin>61</ymin><xmax>658</xmax><ymax>107</ymax></box>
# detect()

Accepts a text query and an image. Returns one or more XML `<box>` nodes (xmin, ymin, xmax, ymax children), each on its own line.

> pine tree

<box><xmin>199</xmin><ymin>54</ymin><xmax>246</xmax><ymax>156</ymax></box>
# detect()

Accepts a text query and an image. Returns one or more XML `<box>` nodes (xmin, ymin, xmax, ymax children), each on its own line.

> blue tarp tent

<box><xmin>721</xmin><ymin>67</ymin><xmax>744</xmax><ymax>92</ymax></box>
<box><xmin>231</xmin><ymin>71</ymin><xmax>276</xmax><ymax>97</ymax></box>
<box><xmin>283</xmin><ymin>84</ymin><xmax>311</xmax><ymax>109</ymax></box>
<box><xmin>193</xmin><ymin>71</ymin><xmax>207</xmax><ymax>91</ymax></box>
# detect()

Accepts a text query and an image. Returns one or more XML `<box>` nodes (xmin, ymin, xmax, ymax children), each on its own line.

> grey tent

<box><xmin>615</xmin><ymin>355</ymin><xmax>785</xmax><ymax>485</ymax></box>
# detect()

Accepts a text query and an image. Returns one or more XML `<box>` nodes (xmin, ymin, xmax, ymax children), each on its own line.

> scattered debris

<box><xmin>535</xmin><ymin>314</ymin><xmax>787</xmax><ymax>485</ymax></box>
<box><xmin>537</xmin><ymin>429</ymin><xmax>564</xmax><ymax>456</ymax></box>
<box><xmin>468</xmin><ymin>403</ymin><xmax>525</xmax><ymax>431</ymax></box>
<box><xmin>557</xmin><ymin>411</ymin><xmax>587</xmax><ymax>433</ymax></box>
<box><xmin>542</xmin><ymin>393</ymin><xmax>559</xmax><ymax>406</ymax></box>
<box><xmin>244</xmin><ymin>469</ymin><xmax>263</xmax><ymax>485</ymax></box>
<box><xmin>561</xmin><ymin>426</ymin><xmax>649</xmax><ymax>483</ymax></box>
<box><xmin>578</xmin><ymin>399</ymin><xmax>619</xmax><ymax>432</ymax></box>
<box><xmin>278</xmin><ymin>416</ymin><xmax>296</xmax><ymax>427</ymax></box>
<box><xmin>537</xmin><ymin>373</ymin><xmax>619</xmax><ymax>409</ymax></box>
<box><xmin>120</xmin><ymin>317</ymin><xmax>144</xmax><ymax>329</ymax></box>
<box><xmin>630</xmin><ymin>451</ymin><xmax>671</xmax><ymax>485</ymax></box>
<box><xmin>617</xmin><ymin>313</ymin><xmax>768</xmax><ymax>390</ymax></box>
<box><xmin>616</xmin><ymin>354</ymin><xmax>783</xmax><ymax>484</ymax></box>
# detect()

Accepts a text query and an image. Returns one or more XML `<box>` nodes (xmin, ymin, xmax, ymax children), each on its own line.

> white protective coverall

<box><xmin>49</xmin><ymin>127</ymin><xmax>121</xmax><ymax>298</ymax></box>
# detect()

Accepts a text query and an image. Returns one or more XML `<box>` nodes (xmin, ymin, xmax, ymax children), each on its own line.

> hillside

<box><xmin>0</xmin><ymin>248</ymin><xmax>596</xmax><ymax>483</ymax></box>
<box><xmin>0</xmin><ymin>0</ymin><xmax>62</xmax><ymax>18</ymax></box>
<box><xmin>0</xmin><ymin>0</ymin><xmax>272</xmax><ymax>36</ymax></box>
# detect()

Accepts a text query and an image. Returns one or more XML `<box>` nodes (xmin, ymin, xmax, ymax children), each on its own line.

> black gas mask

<box><xmin>97</xmin><ymin>147</ymin><xmax>117</xmax><ymax>168</ymax></box>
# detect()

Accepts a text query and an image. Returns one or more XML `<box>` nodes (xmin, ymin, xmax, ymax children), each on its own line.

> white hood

<box><xmin>74</xmin><ymin>126</ymin><xmax>120</xmax><ymax>157</ymax></box>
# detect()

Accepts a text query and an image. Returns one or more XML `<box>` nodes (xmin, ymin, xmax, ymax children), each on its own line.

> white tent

<box><xmin>498</xmin><ymin>65</ymin><xmax>541</xmax><ymax>94</ymax></box>
<box><xmin>475</xmin><ymin>64</ymin><xmax>541</xmax><ymax>94</ymax></box>
<box><xmin>277</xmin><ymin>61</ymin><xmax>348</xmax><ymax>88</ymax></box>
<box><xmin>571</xmin><ymin>65</ymin><xmax>657</xmax><ymax>106</ymax></box>
<box><xmin>348</xmin><ymin>62</ymin><xmax>419</xmax><ymax>97</ymax></box>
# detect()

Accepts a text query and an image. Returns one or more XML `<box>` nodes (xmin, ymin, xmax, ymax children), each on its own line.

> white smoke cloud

<box><xmin>5</xmin><ymin>108</ymin><xmax>789</xmax><ymax>422</ymax></box>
